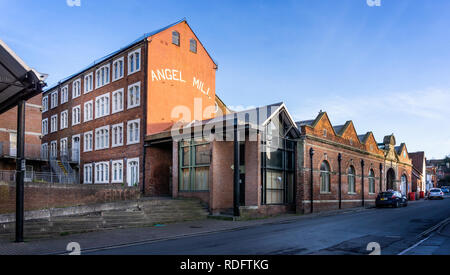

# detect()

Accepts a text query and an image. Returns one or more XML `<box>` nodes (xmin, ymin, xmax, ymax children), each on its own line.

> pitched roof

<box><xmin>46</xmin><ymin>18</ymin><xmax>216</xmax><ymax>91</ymax></box>
<box><xmin>296</xmin><ymin>119</ymin><xmax>315</xmax><ymax>127</ymax></box>
<box><xmin>333</xmin><ymin>125</ymin><xmax>345</xmax><ymax>135</ymax></box>
<box><xmin>358</xmin><ymin>134</ymin><xmax>367</xmax><ymax>143</ymax></box>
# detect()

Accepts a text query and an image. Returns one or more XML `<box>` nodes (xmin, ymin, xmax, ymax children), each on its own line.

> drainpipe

<box><xmin>309</xmin><ymin>148</ymin><xmax>315</xmax><ymax>213</ymax></box>
<box><xmin>361</xmin><ymin>159</ymin><xmax>365</xmax><ymax>207</ymax></box>
<box><xmin>233</xmin><ymin>114</ymin><xmax>240</xmax><ymax>217</ymax></box>
<box><xmin>338</xmin><ymin>153</ymin><xmax>342</xmax><ymax>209</ymax></box>
<box><xmin>379</xmin><ymin>164</ymin><xmax>383</xmax><ymax>192</ymax></box>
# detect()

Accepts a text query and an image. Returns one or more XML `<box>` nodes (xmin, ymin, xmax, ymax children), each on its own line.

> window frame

<box><xmin>112</xmin><ymin>88</ymin><xmax>124</xmax><ymax>114</ymax></box>
<box><xmin>179</xmin><ymin>139</ymin><xmax>211</xmax><ymax>192</ymax></box>
<box><xmin>42</xmin><ymin>96</ymin><xmax>48</xmax><ymax>113</ymax></box>
<box><xmin>127</xmin><ymin>119</ymin><xmax>140</xmax><ymax>145</ymax></box>
<box><xmin>60</xmin><ymin>85</ymin><xmax>69</xmax><ymax>104</ymax></box>
<box><xmin>94</xmin><ymin>162</ymin><xmax>110</xmax><ymax>184</ymax></box>
<box><xmin>128</xmin><ymin>48</ymin><xmax>141</xmax><ymax>75</ymax></box>
<box><xmin>111</xmin><ymin>159</ymin><xmax>124</xmax><ymax>184</ymax></box>
<box><xmin>42</xmin><ymin>118</ymin><xmax>48</xmax><ymax>136</ymax></box>
<box><xmin>369</xmin><ymin>169</ymin><xmax>376</xmax><ymax>194</ymax></box>
<box><xmin>60</xmin><ymin>110</ymin><xmax>69</xmax><ymax>130</ymax></box>
<box><xmin>95</xmin><ymin>64</ymin><xmax>111</xmax><ymax>89</ymax></box>
<box><xmin>95</xmin><ymin>92</ymin><xmax>110</xmax><ymax>119</ymax></box>
<box><xmin>172</xmin><ymin>31</ymin><xmax>180</xmax><ymax>46</ymax></box>
<box><xmin>320</xmin><ymin>161</ymin><xmax>331</xmax><ymax>194</ymax></box>
<box><xmin>50</xmin><ymin>91</ymin><xmax>58</xmax><ymax>109</ymax></box>
<box><xmin>127</xmin><ymin>158</ymin><xmax>140</xmax><ymax>187</ymax></box>
<box><xmin>84</xmin><ymin>100</ymin><xmax>94</xmax><ymax>122</ymax></box>
<box><xmin>72</xmin><ymin>105</ymin><xmax>81</xmax><ymax>126</ymax></box>
<box><xmin>348</xmin><ymin>166</ymin><xmax>356</xmax><ymax>194</ymax></box>
<box><xmin>84</xmin><ymin>72</ymin><xmax>94</xmax><ymax>94</ymax></box>
<box><xmin>84</xmin><ymin>163</ymin><xmax>93</xmax><ymax>184</ymax></box>
<box><xmin>83</xmin><ymin>131</ymin><xmax>93</xmax><ymax>152</ymax></box>
<box><xmin>127</xmin><ymin>82</ymin><xmax>141</xmax><ymax>109</ymax></box>
<box><xmin>189</xmin><ymin>38</ymin><xmax>197</xmax><ymax>53</ymax></box>
<box><xmin>50</xmin><ymin>115</ymin><xmax>58</xmax><ymax>133</ymax></box>
<box><xmin>95</xmin><ymin>125</ymin><xmax>110</xmax><ymax>151</ymax></box>
<box><xmin>72</xmin><ymin>78</ymin><xmax>82</xmax><ymax>99</ymax></box>
<box><xmin>112</xmin><ymin>57</ymin><xmax>124</xmax><ymax>82</ymax></box>
<box><xmin>111</xmin><ymin>123</ymin><xmax>124</xmax><ymax>148</ymax></box>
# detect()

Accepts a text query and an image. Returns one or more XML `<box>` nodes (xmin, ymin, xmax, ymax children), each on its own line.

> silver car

<box><xmin>428</xmin><ymin>188</ymin><xmax>445</xmax><ymax>200</ymax></box>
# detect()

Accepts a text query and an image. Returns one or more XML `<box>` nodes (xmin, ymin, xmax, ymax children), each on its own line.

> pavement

<box><xmin>0</xmin><ymin>197</ymin><xmax>449</xmax><ymax>255</ymax></box>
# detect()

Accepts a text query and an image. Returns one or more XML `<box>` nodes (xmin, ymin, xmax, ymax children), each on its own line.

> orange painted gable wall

<box><xmin>146</xmin><ymin>21</ymin><xmax>217</xmax><ymax>135</ymax></box>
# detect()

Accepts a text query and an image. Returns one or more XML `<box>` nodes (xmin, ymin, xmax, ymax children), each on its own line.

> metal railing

<box><xmin>0</xmin><ymin>170</ymin><xmax>77</xmax><ymax>184</ymax></box>
<box><xmin>0</xmin><ymin>141</ymin><xmax>80</xmax><ymax>163</ymax></box>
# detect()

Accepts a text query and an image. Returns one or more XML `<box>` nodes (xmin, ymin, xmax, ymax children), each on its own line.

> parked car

<box><xmin>376</xmin><ymin>191</ymin><xmax>408</xmax><ymax>208</ymax></box>
<box><xmin>428</xmin><ymin>188</ymin><xmax>445</xmax><ymax>200</ymax></box>
<box><xmin>440</xmin><ymin>187</ymin><xmax>449</xmax><ymax>194</ymax></box>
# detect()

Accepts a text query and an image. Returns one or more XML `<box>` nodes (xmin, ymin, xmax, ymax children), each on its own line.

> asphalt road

<box><xmin>86</xmin><ymin>197</ymin><xmax>450</xmax><ymax>255</ymax></box>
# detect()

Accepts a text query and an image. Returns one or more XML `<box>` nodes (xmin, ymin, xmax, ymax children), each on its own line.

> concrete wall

<box><xmin>0</xmin><ymin>181</ymin><xmax>140</xmax><ymax>214</ymax></box>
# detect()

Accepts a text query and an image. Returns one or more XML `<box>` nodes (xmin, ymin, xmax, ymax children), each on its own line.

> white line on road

<box><xmin>397</xmin><ymin>235</ymin><xmax>432</xmax><ymax>255</ymax></box>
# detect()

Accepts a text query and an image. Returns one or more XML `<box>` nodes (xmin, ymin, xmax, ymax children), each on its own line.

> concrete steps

<box><xmin>0</xmin><ymin>198</ymin><xmax>209</xmax><ymax>240</ymax></box>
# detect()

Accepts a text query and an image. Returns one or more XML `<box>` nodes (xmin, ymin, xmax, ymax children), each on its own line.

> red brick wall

<box><xmin>0</xmin><ymin>181</ymin><xmax>140</xmax><ymax>214</ymax></box>
<box><xmin>41</xmin><ymin>43</ymin><xmax>147</xmax><ymax>186</ymax></box>
<box><xmin>144</xmin><ymin>144</ymin><xmax>172</xmax><ymax>196</ymax></box>
<box><xmin>297</xmin><ymin>138</ymin><xmax>412</xmax><ymax>214</ymax></box>
<box><xmin>210</xmin><ymin>141</ymin><xmax>234</xmax><ymax>214</ymax></box>
<box><xmin>244</xmin><ymin>139</ymin><xmax>260</xmax><ymax>207</ymax></box>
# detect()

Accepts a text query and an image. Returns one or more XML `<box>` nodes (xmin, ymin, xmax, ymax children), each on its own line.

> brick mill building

<box><xmin>0</xmin><ymin>94</ymin><xmax>45</xmax><ymax>178</ymax></box>
<box><xmin>40</xmin><ymin>19</ymin><xmax>415</xmax><ymax>217</ymax></box>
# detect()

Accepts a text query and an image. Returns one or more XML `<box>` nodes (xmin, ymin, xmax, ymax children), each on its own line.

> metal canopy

<box><xmin>0</xmin><ymin>39</ymin><xmax>47</xmax><ymax>114</ymax></box>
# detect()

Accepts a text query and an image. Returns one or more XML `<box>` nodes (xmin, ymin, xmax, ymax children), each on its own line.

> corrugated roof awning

<box><xmin>0</xmin><ymin>39</ymin><xmax>47</xmax><ymax>114</ymax></box>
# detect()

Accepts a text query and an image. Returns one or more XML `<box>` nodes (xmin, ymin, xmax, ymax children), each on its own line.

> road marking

<box><xmin>397</xmin><ymin>235</ymin><xmax>432</xmax><ymax>255</ymax></box>
<box><xmin>398</xmin><ymin>217</ymin><xmax>450</xmax><ymax>255</ymax></box>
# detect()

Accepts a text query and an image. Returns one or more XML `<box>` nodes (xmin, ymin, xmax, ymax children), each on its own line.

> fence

<box><xmin>0</xmin><ymin>170</ymin><xmax>76</xmax><ymax>184</ymax></box>
<box><xmin>0</xmin><ymin>141</ymin><xmax>80</xmax><ymax>163</ymax></box>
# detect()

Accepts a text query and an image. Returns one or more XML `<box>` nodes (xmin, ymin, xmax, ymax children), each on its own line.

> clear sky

<box><xmin>1</xmin><ymin>0</ymin><xmax>449</xmax><ymax>159</ymax></box>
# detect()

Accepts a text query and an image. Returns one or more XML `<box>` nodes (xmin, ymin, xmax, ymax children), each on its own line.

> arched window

<box><xmin>190</xmin><ymin>39</ymin><xmax>197</xmax><ymax>53</ymax></box>
<box><xmin>172</xmin><ymin>31</ymin><xmax>180</xmax><ymax>46</ymax></box>
<box><xmin>320</xmin><ymin>161</ymin><xmax>331</xmax><ymax>193</ymax></box>
<box><xmin>348</xmin><ymin>166</ymin><xmax>356</xmax><ymax>194</ymax></box>
<box><xmin>369</xmin><ymin>169</ymin><xmax>375</xmax><ymax>194</ymax></box>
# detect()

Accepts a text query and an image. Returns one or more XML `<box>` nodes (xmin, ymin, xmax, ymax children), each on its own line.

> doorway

<box><xmin>387</xmin><ymin>168</ymin><xmax>396</xmax><ymax>191</ymax></box>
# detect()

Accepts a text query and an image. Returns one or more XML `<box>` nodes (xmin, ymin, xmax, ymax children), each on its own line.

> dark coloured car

<box><xmin>376</xmin><ymin>191</ymin><xmax>408</xmax><ymax>208</ymax></box>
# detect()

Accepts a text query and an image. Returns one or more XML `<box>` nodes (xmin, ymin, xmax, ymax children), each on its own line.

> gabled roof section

<box><xmin>358</xmin><ymin>133</ymin><xmax>370</xmax><ymax>144</ymax></box>
<box><xmin>333</xmin><ymin>124</ymin><xmax>346</xmax><ymax>136</ymax></box>
<box><xmin>46</xmin><ymin>18</ymin><xmax>216</xmax><ymax>92</ymax></box>
<box><xmin>296</xmin><ymin>112</ymin><xmax>337</xmax><ymax>136</ymax></box>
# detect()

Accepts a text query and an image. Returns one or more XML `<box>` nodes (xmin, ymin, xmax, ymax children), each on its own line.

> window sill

<box><xmin>320</xmin><ymin>192</ymin><xmax>332</xmax><ymax>195</ymax></box>
<box><xmin>127</xmin><ymin>142</ymin><xmax>140</xmax><ymax>146</ymax></box>
<box><xmin>111</xmin><ymin>144</ymin><xmax>123</xmax><ymax>148</ymax></box>
<box><xmin>128</xmin><ymin>69</ymin><xmax>141</xmax><ymax>76</ymax></box>
<box><xmin>127</xmin><ymin>104</ymin><xmax>140</xmax><ymax>110</ymax></box>
<box><xmin>112</xmin><ymin>76</ymin><xmax>124</xmax><ymax>82</ymax></box>
<box><xmin>348</xmin><ymin>192</ymin><xmax>357</xmax><ymax>195</ymax></box>
<box><xmin>112</xmin><ymin>109</ymin><xmax>124</xmax><ymax>115</ymax></box>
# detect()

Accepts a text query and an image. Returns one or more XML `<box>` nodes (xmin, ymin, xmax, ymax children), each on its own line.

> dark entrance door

<box><xmin>239</xmin><ymin>143</ymin><xmax>245</xmax><ymax>206</ymax></box>
<box><xmin>387</xmin><ymin>168</ymin><xmax>395</xmax><ymax>191</ymax></box>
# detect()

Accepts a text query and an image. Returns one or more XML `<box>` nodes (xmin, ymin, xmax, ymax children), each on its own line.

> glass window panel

<box><xmin>195</xmin><ymin>144</ymin><xmax>210</xmax><ymax>165</ymax></box>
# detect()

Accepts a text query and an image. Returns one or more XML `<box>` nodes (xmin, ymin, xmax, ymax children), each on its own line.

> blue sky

<box><xmin>1</xmin><ymin>0</ymin><xmax>449</xmax><ymax>159</ymax></box>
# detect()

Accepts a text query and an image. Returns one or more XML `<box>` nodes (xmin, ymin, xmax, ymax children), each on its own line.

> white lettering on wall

<box><xmin>151</xmin><ymin>69</ymin><xmax>186</xmax><ymax>83</ymax></box>
<box><xmin>151</xmin><ymin>69</ymin><xmax>212</xmax><ymax>99</ymax></box>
